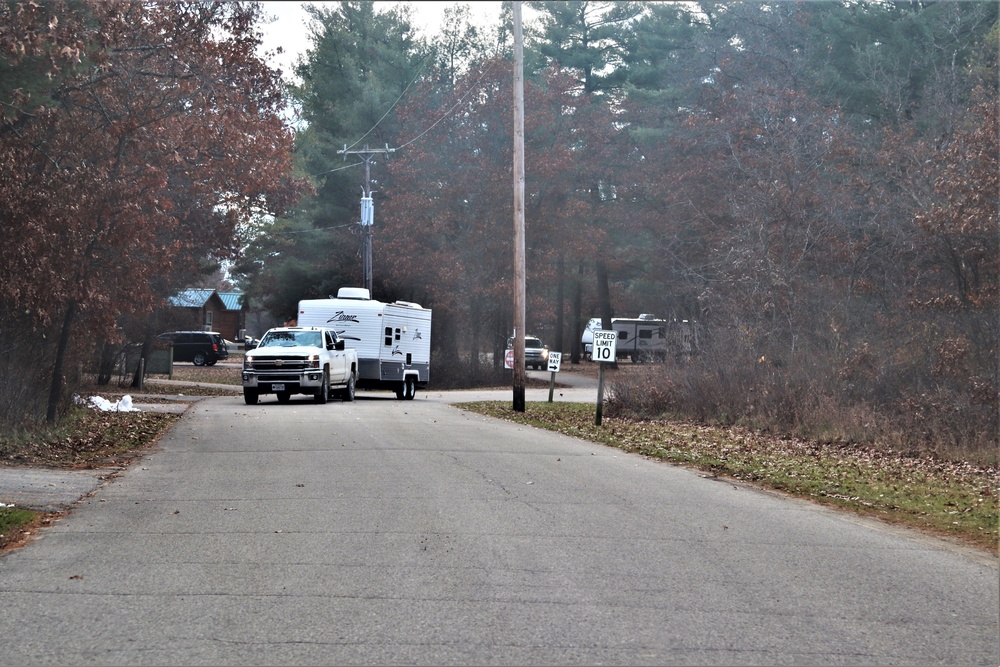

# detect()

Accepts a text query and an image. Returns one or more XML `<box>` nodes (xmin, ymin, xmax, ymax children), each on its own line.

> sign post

<box><xmin>546</xmin><ymin>351</ymin><xmax>562</xmax><ymax>402</ymax></box>
<box><xmin>591</xmin><ymin>330</ymin><xmax>617</xmax><ymax>425</ymax></box>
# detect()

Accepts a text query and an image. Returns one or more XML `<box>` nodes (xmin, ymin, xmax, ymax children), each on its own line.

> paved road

<box><xmin>0</xmin><ymin>388</ymin><xmax>996</xmax><ymax>665</ymax></box>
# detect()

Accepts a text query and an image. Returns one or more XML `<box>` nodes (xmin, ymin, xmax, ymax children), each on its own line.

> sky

<box><xmin>256</xmin><ymin>1</ymin><xmax>508</xmax><ymax>78</ymax></box>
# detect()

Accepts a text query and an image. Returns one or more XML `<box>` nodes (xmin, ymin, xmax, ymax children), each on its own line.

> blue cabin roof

<box><xmin>218</xmin><ymin>292</ymin><xmax>244</xmax><ymax>310</ymax></box>
<box><xmin>168</xmin><ymin>288</ymin><xmax>215</xmax><ymax>308</ymax></box>
<box><xmin>168</xmin><ymin>289</ymin><xmax>244</xmax><ymax>310</ymax></box>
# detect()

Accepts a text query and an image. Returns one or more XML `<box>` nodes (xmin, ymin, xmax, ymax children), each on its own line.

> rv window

<box><xmin>639</xmin><ymin>330</ymin><xmax>652</xmax><ymax>339</ymax></box>
<box><xmin>395</xmin><ymin>328</ymin><xmax>401</xmax><ymax>341</ymax></box>
<box><xmin>618</xmin><ymin>330</ymin><xmax>629</xmax><ymax>340</ymax></box>
<box><xmin>385</xmin><ymin>327</ymin><xmax>392</xmax><ymax>346</ymax></box>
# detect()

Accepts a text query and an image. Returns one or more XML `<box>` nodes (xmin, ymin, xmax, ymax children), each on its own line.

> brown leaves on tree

<box><xmin>0</xmin><ymin>1</ymin><xmax>309</xmax><ymax>422</ymax></box>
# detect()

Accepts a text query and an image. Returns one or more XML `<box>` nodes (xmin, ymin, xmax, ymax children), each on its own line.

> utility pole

<box><xmin>512</xmin><ymin>1</ymin><xmax>526</xmax><ymax>412</ymax></box>
<box><xmin>338</xmin><ymin>144</ymin><xmax>394</xmax><ymax>295</ymax></box>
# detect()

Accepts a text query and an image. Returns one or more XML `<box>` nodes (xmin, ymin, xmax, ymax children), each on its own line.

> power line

<box><xmin>310</xmin><ymin>160</ymin><xmax>363</xmax><ymax>178</ymax></box>
<box><xmin>395</xmin><ymin>58</ymin><xmax>500</xmax><ymax>150</ymax></box>
<box><xmin>343</xmin><ymin>53</ymin><xmax>432</xmax><ymax>153</ymax></box>
<box><xmin>313</xmin><ymin>57</ymin><xmax>500</xmax><ymax>174</ymax></box>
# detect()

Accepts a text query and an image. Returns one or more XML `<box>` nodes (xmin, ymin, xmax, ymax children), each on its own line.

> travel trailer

<box><xmin>297</xmin><ymin>288</ymin><xmax>431</xmax><ymax>400</ymax></box>
<box><xmin>582</xmin><ymin>314</ymin><xmax>698</xmax><ymax>362</ymax></box>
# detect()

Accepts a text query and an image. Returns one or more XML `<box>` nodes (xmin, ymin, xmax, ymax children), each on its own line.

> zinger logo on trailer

<box><xmin>325</xmin><ymin>311</ymin><xmax>360</xmax><ymax>324</ymax></box>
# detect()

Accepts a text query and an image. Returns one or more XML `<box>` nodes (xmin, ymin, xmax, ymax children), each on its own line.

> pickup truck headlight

<box><xmin>307</xmin><ymin>354</ymin><xmax>320</xmax><ymax>369</ymax></box>
<box><xmin>244</xmin><ymin>355</ymin><xmax>254</xmax><ymax>370</ymax></box>
<box><xmin>541</xmin><ymin>349</ymin><xmax>549</xmax><ymax>360</ymax></box>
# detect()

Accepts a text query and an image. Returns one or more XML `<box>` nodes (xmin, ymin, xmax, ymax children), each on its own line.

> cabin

<box><xmin>167</xmin><ymin>289</ymin><xmax>246</xmax><ymax>342</ymax></box>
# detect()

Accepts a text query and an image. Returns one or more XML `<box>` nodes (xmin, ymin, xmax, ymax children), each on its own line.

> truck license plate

<box><xmin>271</xmin><ymin>384</ymin><xmax>284</xmax><ymax>392</ymax></box>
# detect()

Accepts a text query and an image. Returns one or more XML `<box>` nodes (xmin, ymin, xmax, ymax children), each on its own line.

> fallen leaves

<box><xmin>460</xmin><ymin>400</ymin><xmax>999</xmax><ymax>553</ymax></box>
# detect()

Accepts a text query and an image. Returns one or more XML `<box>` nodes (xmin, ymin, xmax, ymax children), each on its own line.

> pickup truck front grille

<box><xmin>252</xmin><ymin>357</ymin><xmax>312</xmax><ymax>371</ymax></box>
<box><xmin>255</xmin><ymin>373</ymin><xmax>301</xmax><ymax>382</ymax></box>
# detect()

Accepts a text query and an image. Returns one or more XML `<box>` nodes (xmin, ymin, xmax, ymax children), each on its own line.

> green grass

<box><xmin>458</xmin><ymin>401</ymin><xmax>1000</xmax><ymax>554</ymax></box>
<box><xmin>0</xmin><ymin>506</ymin><xmax>37</xmax><ymax>548</ymax></box>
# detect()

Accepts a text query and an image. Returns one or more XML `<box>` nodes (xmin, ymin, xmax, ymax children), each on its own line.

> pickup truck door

<box><xmin>326</xmin><ymin>331</ymin><xmax>346</xmax><ymax>381</ymax></box>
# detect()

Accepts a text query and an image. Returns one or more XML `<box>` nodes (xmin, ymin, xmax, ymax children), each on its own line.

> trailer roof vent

<box><xmin>337</xmin><ymin>287</ymin><xmax>371</xmax><ymax>300</ymax></box>
<box><xmin>638</xmin><ymin>313</ymin><xmax>657</xmax><ymax>320</ymax></box>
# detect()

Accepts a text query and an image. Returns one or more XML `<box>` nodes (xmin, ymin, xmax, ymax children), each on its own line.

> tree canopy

<box><xmin>0</xmin><ymin>0</ymin><xmax>305</xmax><ymax>422</ymax></box>
<box><xmin>3</xmin><ymin>0</ymin><xmax>996</xmax><ymax>453</ymax></box>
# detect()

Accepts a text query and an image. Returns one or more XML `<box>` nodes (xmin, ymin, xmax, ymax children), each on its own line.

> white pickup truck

<box><xmin>241</xmin><ymin>326</ymin><xmax>358</xmax><ymax>405</ymax></box>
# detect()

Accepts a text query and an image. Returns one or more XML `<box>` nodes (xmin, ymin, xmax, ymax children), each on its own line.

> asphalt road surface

<box><xmin>0</xmin><ymin>388</ymin><xmax>997</xmax><ymax>665</ymax></box>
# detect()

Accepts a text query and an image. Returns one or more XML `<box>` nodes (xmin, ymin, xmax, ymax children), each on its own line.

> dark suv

<box><xmin>157</xmin><ymin>331</ymin><xmax>229</xmax><ymax>366</ymax></box>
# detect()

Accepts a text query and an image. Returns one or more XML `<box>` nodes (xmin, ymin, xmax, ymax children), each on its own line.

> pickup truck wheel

<box><xmin>243</xmin><ymin>389</ymin><xmax>258</xmax><ymax>405</ymax></box>
<box><xmin>314</xmin><ymin>372</ymin><xmax>329</xmax><ymax>404</ymax></box>
<box><xmin>193</xmin><ymin>353</ymin><xmax>206</xmax><ymax>366</ymax></box>
<box><xmin>277</xmin><ymin>391</ymin><xmax>291</xmax><ymax>404</ymax></box>
<box><xmin>341</xmin><ymin>373</ymin><xmax>356</xmax><ymax>402</ymax></box>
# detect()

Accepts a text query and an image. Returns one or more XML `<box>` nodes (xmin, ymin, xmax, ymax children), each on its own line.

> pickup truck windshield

<box><xmin>258</xmin><ymin>331</ymin><xmax>323</xmax><ymax>348</ymax></box>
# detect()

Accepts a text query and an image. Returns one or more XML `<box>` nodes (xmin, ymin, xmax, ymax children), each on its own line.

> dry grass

<box><xmin>459</xmin><ymin>401</ymin><xmax>1000</xmax><ymax>555</ymax></box>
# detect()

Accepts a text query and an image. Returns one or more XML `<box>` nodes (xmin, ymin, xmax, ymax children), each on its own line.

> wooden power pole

<box><xmin>512</xmin><ymin>2</ymin><xmax>526</xmax><ymax>412</ymax></box>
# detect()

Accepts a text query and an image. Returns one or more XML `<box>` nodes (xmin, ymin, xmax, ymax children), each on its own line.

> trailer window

<box><xmin>618</xmin><ymin>330</ymin><xmax>629</xmax><ymax>340</ymax></box>
<box><xmin>639</xmin><ymin>329</ymin><xmax>652</xmax><ymax>339</ymax></box>
<box><xmin>385</xmin><ymin>327</ymin><xmax>392</xmax><ymax>346</ymax></box>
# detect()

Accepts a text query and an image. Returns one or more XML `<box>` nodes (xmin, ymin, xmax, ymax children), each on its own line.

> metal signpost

<box><xmin>591</xmin><ymin>330</ymin><xmax>617</xmax><ymax>425</ymax></box>
<box><xmin>546</xmin><ymin>351</ymin><xmax>562</xmax><ymax>402</ymax></box>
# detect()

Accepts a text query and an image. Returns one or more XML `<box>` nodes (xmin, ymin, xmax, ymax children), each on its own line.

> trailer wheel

<box><xmin>404</xmin><ymin>376</ymin><xmax>416</xmax><ymax>400</ymax></box>
<box><xmin>395</xmin><ymin>382</ymin><xmax>405</xmax><ymax>400</ymax></box>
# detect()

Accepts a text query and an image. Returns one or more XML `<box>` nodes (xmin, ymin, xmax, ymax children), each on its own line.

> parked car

<box><xmin>506</xmin><ymin>335</ymin><xmax>549</xmax><ymax>370</ymax></box>
<box><xmin>157</xmin><ymin>331</ymin><xmax>229</xmax><ymax>366</ymax></box>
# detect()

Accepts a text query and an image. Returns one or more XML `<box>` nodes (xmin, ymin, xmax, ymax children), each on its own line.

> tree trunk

<box><xmin>131</xmin><ymin>329</ymin><xmax>156</xmax><ymax>389</ymax></box>
<box><xmin>470</xmin><ymin>298</ymin><xmax>481</xmax><ymax>381</ymax></box>
<box><xmin>570</xmin><ymin>262</ymin><xmax>583</xmax><ymax>364</ymax></box>
<box><xmin>46</xmin><ymin>299</ymin><xmax>78</xmax><ymax>423</ymax></box>
<box><xmin>96</xmin><ymin>341</ymin><xmax>117</xmax><ymax>385</ymax></box>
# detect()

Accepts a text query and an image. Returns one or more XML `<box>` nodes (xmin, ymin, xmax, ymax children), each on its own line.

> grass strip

<box><xmin>458</xmin><ymin>401</ymin><xmax>999</xmax><ymax>554</ymax></box>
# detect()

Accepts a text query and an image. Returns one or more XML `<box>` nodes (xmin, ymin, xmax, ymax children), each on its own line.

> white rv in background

<box><xmin>297</xmin><ymin>287</ymin><xmax>431</xmax><ymax>400</ymax></box>
<box><xmin>582</xmin><ymin>314</ymin><xmax>698</xmax><ymax>362</ymax></box>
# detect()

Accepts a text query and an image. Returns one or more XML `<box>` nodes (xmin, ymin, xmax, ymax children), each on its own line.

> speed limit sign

<box><xmin>591</xmin><ymin>330</ymin><xmax>617</xmax><ymax>362</ymax></box>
